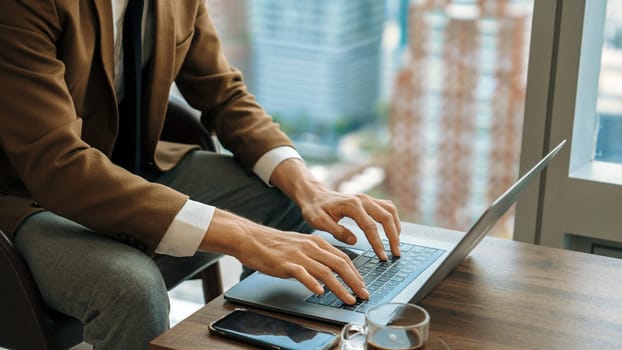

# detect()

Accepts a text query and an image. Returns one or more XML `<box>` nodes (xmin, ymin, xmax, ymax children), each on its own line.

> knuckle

<box><xmin>315</xmin><ymin>266</ymin><xmax>334</xmax><ymax>280</ymax></box>
<box><xmin>330</xmin><ymin>264</ymin><xmax>348</xmax><ymax>278</ymax></box>
<box><xmin>347</xmin><ymin>196</ymin><xmax>363</xmax><ymax>207</ymax></box>
<box><xmin>336</xmin><ymin>250</ymin><xmax>350</xmax><ymax>261</ymax></box>
<box><xmin>304</xmin><ymin>211</ymin><xmax>321</xmax><ymax>223</ymax></box>
<box><xmin>309</xmin><ymin>235</ymin><xmax>325</xmax><ymax>245</ymax></box>
<box><xmin>356</xmin><ymin>193</ymin><xmax>370</xmax><ymax>201</ymax></box>
<box><xmin>379</xmin><ymin>211</ymin><xmax>393</xmax><ymax>222</ymax></box>
<box><xmin>363</xmin><ymin>221</ymin><xmax>378</xmax><ymax>232</ymax></box>
<box><xmin>383</xmin><ymin>199</ymin><xmax>396</xmax><ymax>207</ymax></box>
<box><xmin>284</xmin><ymin>264</ymin><xmax>306</xmax><ymax>278</ymax></box>
<box><xmin>388</xmin><ymin>205</ymin><xmax>399</xmax><ymax>215</ymax></box>
<box><xmin>298</xmin><ymin>239</ymin><xmax>315</xmax><ymax>250</ymax></box>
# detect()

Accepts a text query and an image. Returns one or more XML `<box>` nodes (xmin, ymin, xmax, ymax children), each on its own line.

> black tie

<box><xmin>113</xmin><ymin>0</ymin><xmax>145</xmax><ymax>174</ymax></box>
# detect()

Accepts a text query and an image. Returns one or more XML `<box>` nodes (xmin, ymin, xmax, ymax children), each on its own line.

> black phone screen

<box><xmin>209</xmin><ymin>309</ymin><xmax>337</xmax><ymax>350</ymax></box>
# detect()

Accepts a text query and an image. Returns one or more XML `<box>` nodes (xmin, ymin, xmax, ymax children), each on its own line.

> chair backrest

<box><xmin>0</xmin><ymin>229</ymin><xmax>83</xmax><ymax>349</ymax></box>
<box><xmin>161</xmin><ymin>94</ymin><xmax>219</xmax><ymax>152</ymax></box>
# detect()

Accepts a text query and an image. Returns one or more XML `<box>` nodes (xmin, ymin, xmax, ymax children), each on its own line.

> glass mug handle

<box><xmin>340</xmin><ymin>323</ymin><xmax>366</xmax><ymax>350</ymax></box>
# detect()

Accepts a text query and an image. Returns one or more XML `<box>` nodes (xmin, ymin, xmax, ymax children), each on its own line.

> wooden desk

<box><xmin>151</xmin><ymin>225</ymin><xmax>622</xmax><ymax>349</ymax></box>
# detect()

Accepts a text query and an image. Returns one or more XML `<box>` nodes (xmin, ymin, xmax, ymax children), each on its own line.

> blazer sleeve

<box><xmin>0</xmin><ymin>1</ymin><xmax>187</xmax><ymax>254</ymax></box>
<box><xmin>174</xmin><ymin>2</ymin><xmax>295</xmax><ymax>171</ymax></box>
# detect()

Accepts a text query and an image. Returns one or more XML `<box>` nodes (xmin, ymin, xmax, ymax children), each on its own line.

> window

<box><xmin>207</xmin><ymin>0</ymin><xmax>536</xmax><ymax>238</ymax></box>
<box><xmin>515</xmin><ymin>0</ymin><xmax>622</xmax><ymax>256</ymax></box>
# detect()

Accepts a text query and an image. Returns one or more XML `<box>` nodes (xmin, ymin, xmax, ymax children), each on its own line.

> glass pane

<box><xmin>206</xmin><ymin>0</ymin><xmax>535</xmax><ymax>238</ymax></box>
<box><xmin>595</xmin><ymin>1</ymin><xmax>622</xmax><ymax>163</ymax></box>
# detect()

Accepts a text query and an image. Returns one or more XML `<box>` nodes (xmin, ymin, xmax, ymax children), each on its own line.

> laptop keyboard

<box><xmin>305</xmin><ymin>240</ymin><xmax>444</xmax><ymax>313</ymax></box>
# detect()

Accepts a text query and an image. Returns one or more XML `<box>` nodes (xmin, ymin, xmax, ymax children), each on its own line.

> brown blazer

<box><xmin>0</xmin><ymin>0</ymin><xmax>293</xmax><ymax>254</ymax></box>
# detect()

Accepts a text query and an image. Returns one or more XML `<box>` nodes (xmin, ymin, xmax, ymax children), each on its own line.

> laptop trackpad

<box><xmin>224</xmin><ymin>272</ymin><xmax>365</xmax><ymax>324</ymax></box>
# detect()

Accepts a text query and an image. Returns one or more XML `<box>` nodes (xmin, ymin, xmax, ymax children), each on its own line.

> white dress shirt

<box><xmin>111</xmin><ymin>0</ymin><xmax>302</xmax><ymax>256</ymax></box>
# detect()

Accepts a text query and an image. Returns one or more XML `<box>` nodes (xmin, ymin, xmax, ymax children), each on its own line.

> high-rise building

<box><xmin>380</xmin><ymin>0</ymin><xmax>410</xmax><ymax>101</ymax></box>
<box><xmin>596</xmin><ymin>48</ymin><xmax>622</xmax><ymax>164</ymax></box>
<box><xmin>388</xmin><ymin>0</ymin><xmax>531</xmax><ymax>236</ymax></box>
<box><xmin>205</xmin><ymin>0</ymin><xmax>251</xmax><ymax>81</ymax></box>
<box><xmin>248</xmin><ymin>1</ymin><xmax>385</xmax><ymax>144</ymax></box>
<box><xmin>595</xmin><ymin>5</ymin><xmax>622</xmax><ymax>164</ymax></box>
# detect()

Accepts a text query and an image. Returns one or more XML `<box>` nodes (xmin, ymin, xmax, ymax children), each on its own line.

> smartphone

<box><xmin>209</xmin><ymin>308</ymin><xmax>338</xmax><ymax>350</ymax></box>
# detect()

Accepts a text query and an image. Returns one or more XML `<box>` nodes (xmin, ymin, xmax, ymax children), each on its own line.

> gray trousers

<box><xmin>13</xmin><ymin>151</ymin><xmax>311</xmax><ymax>349</ymax></box>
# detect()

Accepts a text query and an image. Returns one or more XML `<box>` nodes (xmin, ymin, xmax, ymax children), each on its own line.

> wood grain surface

<box><xmin>151</xmin><ymin>224</ymin><xmax>622</xmax><ymax>349</ymax></box>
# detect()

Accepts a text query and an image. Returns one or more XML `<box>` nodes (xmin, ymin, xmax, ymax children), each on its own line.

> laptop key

<box><xmin>356</xmin><ymin>304</ymin><xmax>373</xmax><ymax>313</ymax></box>
<box><xmin>318</xmin><ymin>294</ymin><xmax>337</xmax><ymax>306</ymax></box>
<box><xmin>329</xmin><ymin>299</ymin><xmax>345</xmax><ymax>308</ymax></box>
<box><xmin>354</xmin><ymin>257</ymin><xmax>371</xmax><ymax>267</ymax></box>
<box><xmin>367</xmin><ymin>296</ymin><xmax>383</xmax><ymax>305</ymax></box>
<box><xmin>306</xmin><ymin>239</ymin><xmax>445</xmax><ymax>311</ymax></box>
<box><xmin>400</xmin><ymin>243</ymin><xmax>415</xmax><ymax>251</ymax></box>
<box><xmin>363</xmin><ymin>251</ymin><xmax>376</xmax><ymax>258</ymax></box>
<box><xmin>306</xmin><ymin>294</ymin><xmax>323</xmax><ymax>304</ymax></box>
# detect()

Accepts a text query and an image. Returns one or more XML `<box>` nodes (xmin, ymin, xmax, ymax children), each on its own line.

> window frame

<box><xmin>515</xmin><ymin>0</ymin><xmax>622</xmax><ymax>252</ymax></box>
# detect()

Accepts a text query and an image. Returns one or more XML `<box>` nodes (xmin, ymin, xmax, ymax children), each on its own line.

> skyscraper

<box><xmin>388</xmin><ymin>0</ymin><xmax>531</xmax><ymax>236</ymax></box>
<box><xmin>205</xmin><ymin>0</ymin><xmax>251</xmax><ymax>80</ymax></box>
<box><xmin>248</xmin><ymin>1</ymin><xmax>386</xmax><ymax>144</ymax></box>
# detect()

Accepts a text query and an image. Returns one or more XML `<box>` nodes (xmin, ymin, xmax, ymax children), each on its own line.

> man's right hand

<box><xmin>199</xmin><ymin>209</ymin><xmax>369</xmax><ymax>304</ymax></box>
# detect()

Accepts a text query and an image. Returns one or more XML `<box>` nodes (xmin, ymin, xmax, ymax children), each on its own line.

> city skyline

<box><xmin>203</xmin><ymin>0</ymin><xmax>620</xmax><ymax>237</ymax></box>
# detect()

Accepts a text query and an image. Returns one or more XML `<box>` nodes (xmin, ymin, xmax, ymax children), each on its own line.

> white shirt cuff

<box><xmin>252</xmin><ymin>146</ymin><xmax>303</xmax><ymax>187</ymax></box>
<box><xmin>155</xmin><ymin>199</ymin><xmax>214</xmax><ymax>257</ymax></box>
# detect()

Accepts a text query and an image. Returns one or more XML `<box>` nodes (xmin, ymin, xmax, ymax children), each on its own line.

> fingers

<box><xmin>313</xmin><ymin>211</ymin><xmax>358</xmax><ymax>245</ymax></box>
<box><xmin>284</xmin><ymin>236</ymin><xmax>368</xmax><ymax>304</ymax></box>
<box><xmin>361</xmin><ymin>197</ymin><xmax>401</xmax><ymax>257</ymax></box>
<box><xmin>338</xmin><ymin>195</ymin><xmax>401</xmax><ymax>259</ymax></box>
<box><xmin>316</xmin><ymin>237</ymin><xmax>364</xmax><ymax>281</ymax></box>
<box><xmin>310</xmin><ymin>236</ymin><xmax>368</xmax><ymax>301</ymax></box>
<box><xmin>303</xmin><ymin>190</ymin><xmax>401</xmax><ymax>260</ymax></box>
<box><xmin>305</xmin><ymin>259</ymin><xmax>361</xmax><ymax>304</ymax></box>
<box><xmin>340</xmin><ymin>198</ymin><xmax>388</xmax><ymax>260</ymax></box>
<box><xmin>378</xmin><ymin>199</ymin><xmax>401</xmax><ymax>233</ymax></box>
<box><xmin>282</xmin><ymin>263</ymin><xmax>325</xmax><ymax>295</ymax></box>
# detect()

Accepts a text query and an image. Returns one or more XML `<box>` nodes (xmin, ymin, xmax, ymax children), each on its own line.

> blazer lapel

<box><xmin>144</xmin><ymin>0</ymin><xmax>175</xmax><ymax>161</ymax></box>
<box><xmin>91</xmin><ymin>0</ymin><xmax>119</xmax><ymax>155</ymax></box>
<box><xmin>92</xmin><ymin>0</ymin><xmax>116</xmax><ymax>100</ymax></box>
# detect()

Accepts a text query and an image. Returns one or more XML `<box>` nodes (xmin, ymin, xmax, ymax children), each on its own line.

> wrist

<box><xmin>270</xmin><ymin>158</ymin><xmax>327</xmax><ymax>205</ymax></box>
<box><xmin>199</xmin><ymin>209</ymin><xmax>263</xmax><ymax>257</ymax></box>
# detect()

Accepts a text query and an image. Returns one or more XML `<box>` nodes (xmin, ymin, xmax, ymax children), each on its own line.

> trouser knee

<box><xmin>83</xmin><ymin>260</ymin><xmax>170</xmax><ymax>348</ymax></box>
<box><xmin>113</xmin><ymin>269</ymin><xmax>170</xmax><ymax>322</ymax></box>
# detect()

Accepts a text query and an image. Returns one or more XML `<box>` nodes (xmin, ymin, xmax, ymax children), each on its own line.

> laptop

<box><xmin>225</xmin><ymin>140</ymin><xmax>566</xmax><ymax>325</ymax></box>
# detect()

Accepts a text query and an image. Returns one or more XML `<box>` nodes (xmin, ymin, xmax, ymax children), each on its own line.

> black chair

<box><xmin>0</xmin><ymin>96</ymin><xmax>223</xmax><ymax>350</ymax></box>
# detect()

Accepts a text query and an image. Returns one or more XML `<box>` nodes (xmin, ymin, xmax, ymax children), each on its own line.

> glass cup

<box><xmin>340</xmin><ymin>303</ymin><xmax>429</xmax><ymax>350</ymax></box>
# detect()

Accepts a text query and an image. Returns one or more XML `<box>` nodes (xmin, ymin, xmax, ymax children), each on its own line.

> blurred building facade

<box><xmin>597</xmin><ymin>50</ymin><xmax>622</xmax><ymax>164</ymax></box>
<box><xmin>388</xmin><ymin>0</ymin><xmax>531</xmax><ymax>235</ymax></box>
<box><xmin>248</xmin><ymin>0</ymin><xmax>386</xmax><ymax>142</ymax></box>
<box><xmin>204</xmin><ymin>0</ymin><xmax>536</xmax><ymax>237</ymax></box>
<box><xmin>595</xmin><ymin>2</ymin><xmax>622</xmax><ymax>164</ymax></box>
<box><xmin>205</xmin><ymin>0</ymin><xmax>251</xmax><ymax>84</ymax></box>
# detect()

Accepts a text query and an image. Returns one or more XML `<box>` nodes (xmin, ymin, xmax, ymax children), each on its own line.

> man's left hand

<box><xmin>271</xmin><ymin>159</ymin><xmax>401</xmax><ymax>260</ymax></box>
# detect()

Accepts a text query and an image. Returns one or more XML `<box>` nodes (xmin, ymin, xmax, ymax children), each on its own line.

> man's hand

<box><xmin>270</xmin><ymin>159</ymin><xmax>402</xmax><ymax>260</ymax></box>
<box><xmin>200</xmin><ymin>210</ymin><xmax>369</xmax><ymax>304</ymax></box>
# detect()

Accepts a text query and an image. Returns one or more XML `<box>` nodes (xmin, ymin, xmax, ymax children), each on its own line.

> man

<box><xmin>0</xmin><ymin>1</ymin><xmax>401</xmax><ymax>348</ymax></box>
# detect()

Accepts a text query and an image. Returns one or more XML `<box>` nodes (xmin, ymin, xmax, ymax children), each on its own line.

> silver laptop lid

<box><xmin>411</xmin><ymin>139</ymin><xmax>566</xmax><ymax>302</ymax></box>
